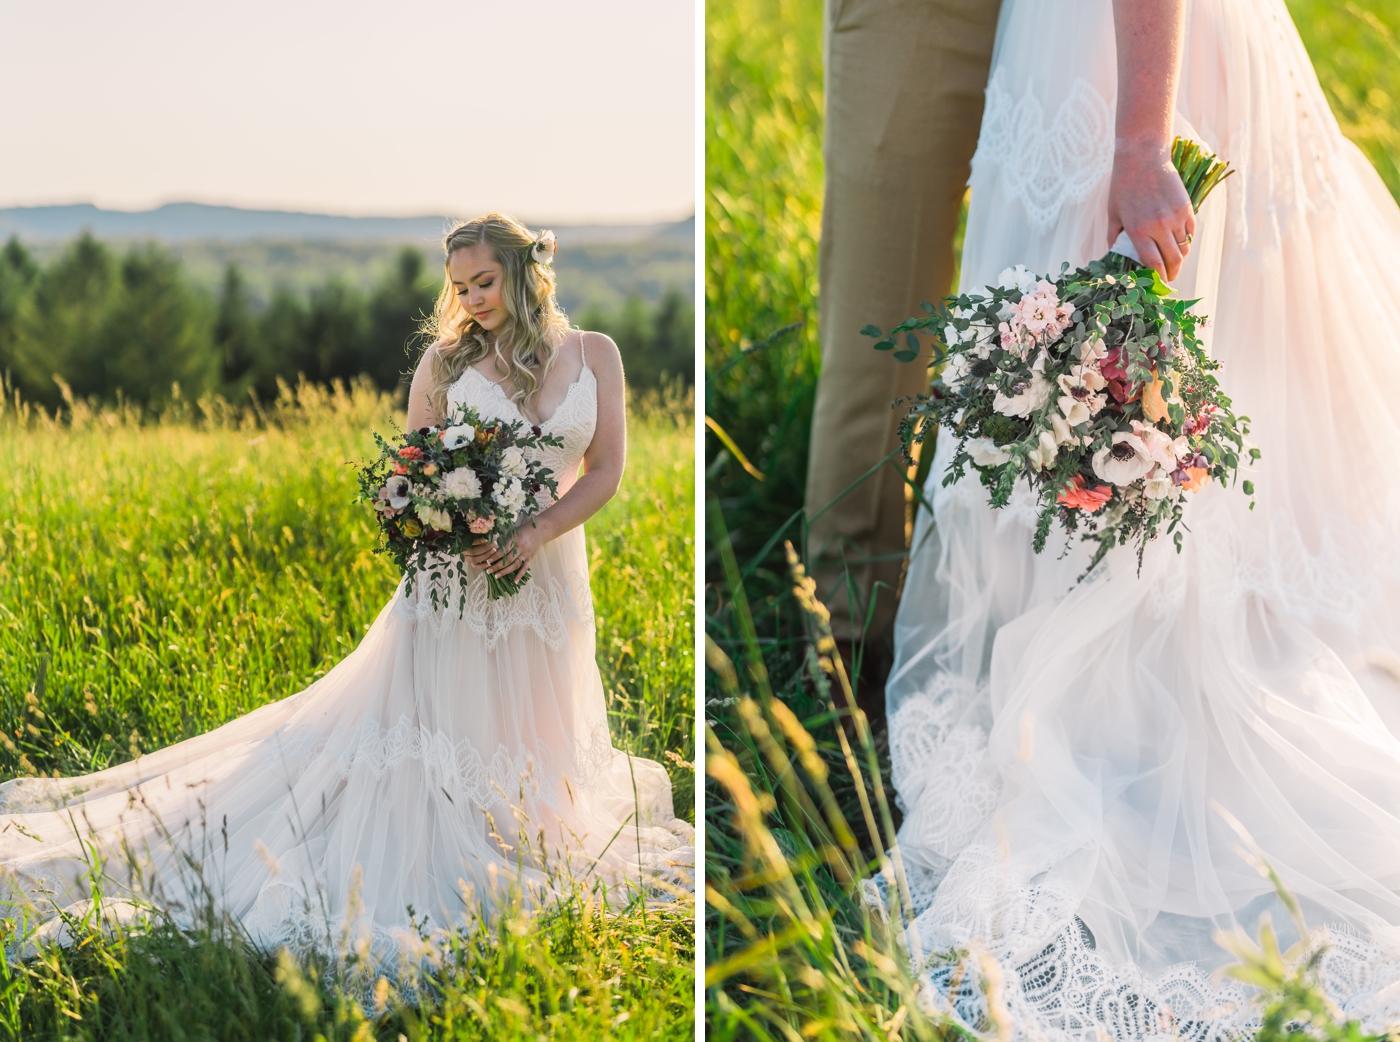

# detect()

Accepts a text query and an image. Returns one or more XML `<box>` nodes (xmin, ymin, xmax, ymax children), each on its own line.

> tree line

<box><xmin>0</xmin><ymin>234</ymin><xmax>693</xmax><ymax>412</ymax></box>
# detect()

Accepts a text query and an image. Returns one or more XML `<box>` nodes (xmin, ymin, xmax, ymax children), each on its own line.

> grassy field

<box><xmin>0</xmin><ymin>378</ymin><xmax>694</xmax><ymax>1040</ymax></box>
<box><xmin>703</xmin><ymin>0</ymin><xmax>1400</xmax><ymax>1036</ymax></box>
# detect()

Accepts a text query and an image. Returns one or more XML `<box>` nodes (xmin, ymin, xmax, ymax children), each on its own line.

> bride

<box><xmin>888</xmin><ymin>0</ymin><xmax>1400</xmax><ymax>1035</ymax></box>
<box><xmin>0</xmin><ymin>213</ymin><xmax>693</xmax><ymax>964</ymax></box>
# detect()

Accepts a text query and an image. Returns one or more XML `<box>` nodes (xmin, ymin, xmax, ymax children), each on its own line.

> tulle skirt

<box><xmin>0</xmin><ymin>526</ymin><xmax>693</xmax><ymax>965</ymax></box>
<box><xmin>887</xmin><ymin>0</ymin><xmax>1400</xmax><ymax>1034</ymax></box>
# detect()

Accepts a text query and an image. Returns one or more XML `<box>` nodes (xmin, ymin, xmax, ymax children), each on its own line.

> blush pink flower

<box><xmin>1000</xmin><ymin>280</ymin><xmax>1075</xmax><ymax>355</ymax></box>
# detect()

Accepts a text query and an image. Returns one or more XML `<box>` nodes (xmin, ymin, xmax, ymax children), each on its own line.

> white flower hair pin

<box><xmin>530</xmin><ymin>230</ymin><xmax>557</xmax><ymax>266</ymax></box>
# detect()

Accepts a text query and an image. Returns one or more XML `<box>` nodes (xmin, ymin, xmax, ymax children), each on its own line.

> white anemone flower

<box><xmin>965</xmin><ymin>438</ymin><xmax>1011</xmax><ymax>467</ymax></box>
<box><xmin>531</xmin><ymin>230</ymin><xmax>557</xmax><ymax>266</ymax></box>
<box><xmin>385</xmin><ymin>474</ymin><xmax>412</xmax><ymax>510</ymax></box>
<box><xmin>1092</xmin><ymin>432</ymin><xmax>1156</xmax><ymax>486</ymax></box>
<box><xmin>442</xmin><ymin>424</ymin><xmax>476</xmax><ymax>450</ymax></box>
<box><xmin>993</xmin><ymin>373</ymin><xmax>1053</xmax><ymax>418</ymax></box>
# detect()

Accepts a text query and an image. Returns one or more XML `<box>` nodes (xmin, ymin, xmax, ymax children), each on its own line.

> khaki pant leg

<box><xmin>806</xmin><ymin>0</ymin><xmax>1000</xmax><ymax>644</ymax></box>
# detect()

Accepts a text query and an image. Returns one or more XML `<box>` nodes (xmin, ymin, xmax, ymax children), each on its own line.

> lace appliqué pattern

<box><xmin>973</xmin><ymin>68</ymin><xmax>1115</xmax><ymax>234</ymax></box>
<box><xmin>391</xmin><ymin>565</ymin><xmax>594</xmax><ymax>650</ymax></box>
<box><xmin>890</xmin><ymin>682</ymin><xmax>1001</xmax><ymax>867</ymax></box>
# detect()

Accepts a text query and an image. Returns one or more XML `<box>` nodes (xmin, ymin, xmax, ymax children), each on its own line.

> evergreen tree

<box><xmin>214</xmin><ymin>263</ymin><xmax>258</xmax><ymax>394</ymax></box>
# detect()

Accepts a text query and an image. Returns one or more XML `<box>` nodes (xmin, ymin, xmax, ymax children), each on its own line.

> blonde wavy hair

<box><xmin>423</xmin><ymin>213</ymin><xmax>571</xmax><ymax>416</ymax></box>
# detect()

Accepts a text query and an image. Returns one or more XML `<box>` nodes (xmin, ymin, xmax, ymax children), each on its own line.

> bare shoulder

<box><xmin>578</xmin><ymin>330</ymin><xmax>623</xmax><ymax>375</ymax></box>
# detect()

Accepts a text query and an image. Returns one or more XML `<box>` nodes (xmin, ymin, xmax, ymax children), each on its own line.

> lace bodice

<box><xmin>392</xmin><ymin>339</ymin><xmax>600</xmax><ymax>647</ymax></box>
<box><xmin>446</xmin><ymin>359</ymin><xmax>597</xmax><ymax>502</ymax></box>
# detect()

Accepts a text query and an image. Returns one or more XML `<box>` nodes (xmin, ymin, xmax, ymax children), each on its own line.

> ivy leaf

<box><xmin>860</xmin><ymin>324</ymin><xmax>883</xmax><ymax>338</ymax></box>
<box><xmin>893</xmin><ymin>349</ymin><xmax>919</xmax><ymax>362</ymax></box>
<box><xmin>873</xmin><ymin>340</ymin><xmax>895</xmax><ymax>351</ymax></box>
<box><xmin>906</xmin><ymin>333</ymin><xmax>921</xmax><ymax>351</ymax></box>
<box><xmin>920</xmin><ymin>301</ymin><xmax>936</xmax><ymax>314</ymax></box>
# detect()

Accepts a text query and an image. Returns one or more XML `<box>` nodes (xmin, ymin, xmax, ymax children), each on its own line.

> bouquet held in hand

<box><xmin>869</xmin><ymin>140</ymin><xmax>1255</xmax><ymax>575</ymax></box>
<box><xmin>357</xmin><ymin>406</ymin><xmax>563</xmax><ymax>606</ymax></box>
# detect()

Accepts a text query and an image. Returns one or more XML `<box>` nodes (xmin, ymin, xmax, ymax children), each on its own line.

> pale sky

<box><xmin>0</xmin><ymin>0</ymin><xmax>695</xmax><ymax>222</ymax></box>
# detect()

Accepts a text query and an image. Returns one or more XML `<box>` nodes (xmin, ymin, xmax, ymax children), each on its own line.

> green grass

<box><xmin>704</xmin><ymin>0</ymin><xmax>824</xmax><ymax>577</ymax></box>
<box><xmin>0</xmin><ymin>377</ymin><xmax>694</xmax><ymax>1040</ymax></box>
<box><xmin>703</xmin><ymin>0</ymin><xmax>1400</xmax><ymax>1035</ymax></box>
<box><xmin>1288</xmin><ymin>0</ymin><xmax>1400</xmax><ymax>202</ymax></box>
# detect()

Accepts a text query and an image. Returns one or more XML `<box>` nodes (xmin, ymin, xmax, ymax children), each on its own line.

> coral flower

<box><xmin>1141</xmin><ymin>374</ymin><xmax>1174</xmax><ymax>423</ymax></box>
<box><xmin>1057</xmin><ymin>474</ymin><xmax>1114</xmax><ymax>513</ymax></box>
<box><xmin>1180</xmin><ymin>466</ymin><xmax>1210</xmax><ymax>493</ymax></box>
<box><xmin>397</xmin><ymin>446</ymin><xmax>426</xmax><ymax>461</ymax></box>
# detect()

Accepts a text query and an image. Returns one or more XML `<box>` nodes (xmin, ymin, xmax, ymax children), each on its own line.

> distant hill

<box><xmin>4</xmin><ymin>204</ymin><xmax>695</xmax><ymax>312</ymax></box>
<box><xmin>0</xmin><ymin>202</ymin><xmax>694</xmax><ymax>248</ymax></box>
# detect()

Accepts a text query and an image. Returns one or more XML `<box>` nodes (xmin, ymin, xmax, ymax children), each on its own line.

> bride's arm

<box><xmin>1108</xmin><ymin>0</ymin><xmax>1194</xmax><ymax>281</ymax></box>
<box><xmin>406</xmin><ymin>343</ymin><xmax>445</xmax><ymax>430</ymax></box>
<box><xmin>488</xmin><ymin>332</ymin><xmax>626</xmax><ymax>581</ymax></box>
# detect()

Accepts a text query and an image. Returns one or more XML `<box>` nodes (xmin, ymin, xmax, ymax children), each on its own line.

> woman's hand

<box><xmin>468</xmin><ymin>523</ymin><xmax>548</xmax><ymax>582</ymax></box>
<box><xmin>1107</xmin><ymin>141</ymin><xmax>1195</xmax><ymax>281</ymax></box>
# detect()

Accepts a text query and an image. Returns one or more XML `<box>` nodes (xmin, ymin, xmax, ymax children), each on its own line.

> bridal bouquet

<box><xmin>356</xmin><ymin>406</ymin><xmax>563</xmax><ymax>605</ymax></box>
<box><xmin>869</xmin><ymin>139</ymin><xmax>1255</xmax><ymax>574</ymax></box>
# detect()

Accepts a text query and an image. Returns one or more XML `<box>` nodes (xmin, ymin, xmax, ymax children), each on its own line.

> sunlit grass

<box><xmin>704</xmin><ymin>0</ymin><xmax>1400</xmax><ymax>1035</ymax></box>
<box><xmin>0</xmin><ymin>377</ymin><xmax>694</xmax><ymax>1039</ymax></box>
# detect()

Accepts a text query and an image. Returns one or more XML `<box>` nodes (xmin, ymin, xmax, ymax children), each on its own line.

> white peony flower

<box><xmin>1092</xmin><ymin>432</ymin><xmax>1156</xmax><ymax>486</ymax></box>
<box><xmin>499</xmin><ymin>445</ymin><xmax>528</xmax><ymax>479</ymax></box>
<box><xmin>492</xmin><ymin>477</ymin><xmax>527</xmax><ymax>515</ymax></box>
<box><xmin>965</xmin><ymin>438</ymin><xmax>1011</xmax><ymax>467</ymax></box>
<box><xmin>1026</xmin><ymin>429</ymin><xmax>1059</xmax><ymax>471</ymax></box>
<box><xmin>385</xmin><ymin>474</ymin><xmax>412</xmax><ymax>510</ymax></box>
<box><xmin>442</xmin><ymin>424</ymin><xmax>476</xmax><ymax>450</ymax></box>
<box><xmin>993</xmin><ymin>373</ymin><xmax>1053</xmax><ymax>418</ymax></box>
<box><xmin>441</xmin><ymin>466</ymin><xmax>482</xmax><ymax>499</ymax></box>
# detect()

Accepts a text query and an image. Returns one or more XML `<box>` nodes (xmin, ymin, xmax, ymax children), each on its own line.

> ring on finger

<box><xmin>1176</xmin><ymin>232</ymin><xmax>1193</xmax><ymax>246</ymax></box>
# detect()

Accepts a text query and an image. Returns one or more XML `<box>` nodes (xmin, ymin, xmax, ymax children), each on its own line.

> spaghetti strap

<box><xmin>579</xmin><ymin>330</ymin><xmax>587</xmax><ymax>368</ymax></box>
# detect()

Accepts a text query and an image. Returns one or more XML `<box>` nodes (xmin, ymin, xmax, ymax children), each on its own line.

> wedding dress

<box><xmin>0</xmin><ymin>338</ymin><xmax>693</xmax><ymax>967</ymax></box>
<box><xmin>887</xmin><ymin>0</ymin><xmax>1400</xmax><ymax>1036</ymax></box>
